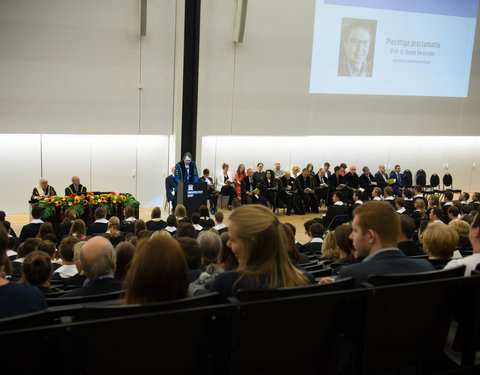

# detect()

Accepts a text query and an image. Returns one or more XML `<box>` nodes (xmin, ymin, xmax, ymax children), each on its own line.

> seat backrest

<box><xmin>443</xmin><ymin>173</ymin><xmax>453</xmax><ymax>188</ymax></box>
<box><xmin>235</xmin><ymin>277</ymin><xmax>355</xmax><ymax>302</ymax></box>
<box><xmin>415</xmin><ymin>169</ymin><xmax>426</xmax><ymax>187</ymax></box>
<box><xmin>403</xmin><ymin>169</ymin><xmax>413</xmax><ymax>188</ymax></box>
<box><xmin>0</xmin><ymin>309</ymin><xmax>54</xmax><ymax>332</ymax></box>
<box><xmin>46</xmin><ymin>289</ymin><xmax>125</xmax><ymax>307</ymax></box>
<box><xmin>364</xmin><ymin>266</ymin><xmax>466</xmax><ymax>287</ymax></box>
<box><xmin>430</xmin><ymin>173</ymin><xmax>440</xmax><ymax>188</ymax></box>
<box><xmin>327</xmin><ymin>214</ymin><xmax>349</xmax><ymax>230</ymax></box>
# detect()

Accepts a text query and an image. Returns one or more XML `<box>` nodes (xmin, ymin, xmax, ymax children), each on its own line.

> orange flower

<box><xmin>121</xmin><ymin>196</ymin><xmax>127</xmax><ymax>201</ymax></box>
<box><xmin>55</xmin><ymin>201</ymin><xmax>62</xmax><ymax>207</ymax></box>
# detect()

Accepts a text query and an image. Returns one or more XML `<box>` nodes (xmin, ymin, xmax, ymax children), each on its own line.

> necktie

<box><xmin>186</xmin><ymin>166</ymin><xmax>190</xmax><ymax>182</ymax></box>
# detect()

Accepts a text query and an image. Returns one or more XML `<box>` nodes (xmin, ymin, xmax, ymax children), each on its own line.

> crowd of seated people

<box><xmin>1</xmin><ymin>180</ymin><xmax>480</xmax><ymax>321</ymax></box>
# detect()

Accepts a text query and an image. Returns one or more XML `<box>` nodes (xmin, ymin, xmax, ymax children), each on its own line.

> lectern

<box><xmin>176</xmin><ymin>182</ymin><xmax>208</xmax><ymax>217</ymax></box>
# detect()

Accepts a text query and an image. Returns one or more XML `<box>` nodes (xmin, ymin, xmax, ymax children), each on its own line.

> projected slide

<box><xmin>310</xmin><ymin>0</ymin><xmax>479</xmax><ymax>97</ymax></box>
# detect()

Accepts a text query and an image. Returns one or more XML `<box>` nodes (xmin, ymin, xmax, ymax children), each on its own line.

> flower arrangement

<box><xmin>37</xmin><ymin>193</ymin><xmax>140</xmax><ymax>219</ymax></box>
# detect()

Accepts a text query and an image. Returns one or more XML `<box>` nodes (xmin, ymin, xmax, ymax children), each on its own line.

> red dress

<box><xmin>235</xmin><ymin>172</ymin><xmax>246</xmax><ymax>198</ymax></box>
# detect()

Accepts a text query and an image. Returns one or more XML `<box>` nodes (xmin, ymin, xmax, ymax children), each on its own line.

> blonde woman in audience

<box><xmin>210</xmin><ymin>205</ymin><xmax>313</xmax><ymax>300</ymax></box>
<box><xmin>69</xmin><ymin>219</ymin><xmax>87</xmax><ymax>240</ymax></box>
<box><xmin>151</xmin><ymin>229</ymin><xmax>172</xmax><ymax>239</ymax></box>
<box><xmin>124</xmin><ymin>236</ymin><xmax>189</xmax><ymax>304</ymax></box>
<box><xmin>331</xmin><ymin>224</ymin><xmax>355</xmax><ymax>268</ymax></box>
<box><xmin>422</xmin><ymin>223</ymin><xmax>459</xmax><ymax>269</ymax></box>
<box><xmin>106</xmin><ymin>216</ymin><xmax>124</xmax><ymax>246</ymax></box>
<box><xmin>410</xmin><ymin>199</ymin><xmax>428</xmax><ymax>227</ymax></box>
<box><xmin>174</xmin><ymin>204</ymin><xmax>189</xmax><ymax>224</ymax></box>
<box><xmin>291</xmin><ymin>165</ymin><xmax>300</xmax><ymax>179</ymax></box>
<box><xmin>448</xmin><ymin>219</ymin><xmax>472</xmax><ymax>254</ymax></box>
<box><xmin>319</xmin><ymin>231</ymin><xmax>339</xmax><ymax>265</ymax></box>
<box><xmin>427</xmin><ymin>195</ymin><xmax>441</xmax><ymax>216</ymax></box>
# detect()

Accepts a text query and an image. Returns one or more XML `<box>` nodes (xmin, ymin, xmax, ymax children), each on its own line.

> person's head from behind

<box><xmin>414</xmin><ymin>199</ymin><xmax>426</xmax><ymax>212</ymax></box>
<box><xmin>199</xmin><ymin>205</ymin><xmax>210</xmax><ymax>219</ymax></box>
<box><xmin>282</xmin><ymin>223</ymin><xmax>300</xmax><ymax>264</ymax></box>
<box><xmin>108</xmin><ymin>216</ymin><xmax>121</xmax><ymax>237</ymax></box>
<box><xmin>444</xmin><ymin>191</ymin><xmax>454</xmax><ymax>202</ymax></box>
<box><xmin>0</xmin><ymin>225</ymin><xmax>8</xmax><ymax>278</ymax></box>
<box><xmin>150</xmin><ymin>206</ymin><xmax>161</xmax><ymax>219</ymax></box>
<box><xmin>308</xmin><ymin>223</ymin><xmax>325</xmax><ymax>239</ymax></box>
<box><xmin>422</xmin><ymin>223</ymin><xmax>458</xmax><ymax>260</ymax></box>
<box><xmin>322</xmin><ymin>231</ymin><xmax>339</xmax><ymax>260</ymax></box>
<box><xmin>448</xmin><ymin>220</ymin><xmax>471</xmax><ymax>250</ymax></box>
<box><xmin>31</xmin><ymin>205</ymin><xmax>43</xmax><ymax>220</ymax></box>
<box><xmin>166</xmin><ymin>214</ymin><xmax>177</xmax><ymax>227</ymax></box>
<box><xmin>335</xmin><ymin>224</ymin><xmax>354</xmax><ymax>259</ymax></box>
<box><xmin>70</xmin><ymin>219</ymin><xmax>86</xmax><ymax>237</ymax></box>
<box><xmin>395</xmin><ymin>198</ymin><xmax>405</xmax><ymax>210</ymax></box>
<box><xmin>403</xmin><ymin>189</ymin><xmax>413</xmax><ymax>199</ymax></box>
<box><xmin>399</xmin><ymin>215</ymin><xmax>416</xmax><ymax>242</ymax></box>
<box><xmin>58</xmin><ymin>236</ymin><xmax>80</xmax><ymax>263</ymax></box>
<box><xmin>350</xmin><ymin>201</ymin><xmax>400</xmax><ymax>257</ymax></box>
<box><xmin>191</xmin><ymin>213</ymin><xmax>200</xmax><ymax>225</ymax></box>
<box><xmin>17</xmin><ymin>238</ymin><xmax>41</xmax><ymax>258</ymax></box>
<box><xmin>197</xmin><ymin>231</ymin><xmax>222</xmax><ymax>269</ymax></box>
<box><xmin>38</xmin><ymin>240</ymin><xmax>56</xmax><ymax>260</ymax></box>
<box><xmin>73</xmin><ymin>241</ymin><xmax>85</xmax><ymax>274</ymax></box>
<box><xmin>115</xmin><ymin>241</ymin><xmax>135</xmax><ymax>282</ymax></box>
<box><xmin>176</xmin><ymin>223</ymin><xmax>196</xmax><ymax>239</ymax></box>
<box><xmin>36</xmin><ymin>222</ymin><xmax>54</xmax><ymax>240</ymax></box>
<box><xmin>124</xmin><ymin>206</ymin><xmax>135</xmax><ymax>219</ymax></box>
<box><xmin>448</xmin><ymin>206</ymin><xmax>459</xmax><ymax>221</ymax></box>
<box><xmin>63</xmin><ymin>207</ymin><xmax>76</xmax><ymax>226</ymax></box>
<box><xmin>79</xmin><ymin>236</ymin><xmax>116</xmax><ymax>281</ymax></box>
<box><xmin>94</xmin><ymin>206</ymin><xmax>107</xmax><ymax>220</ymax></box>
<box><xmin>176</xmin><ymin>237</ymin><xmax>202</xmax><ymax>270</ymax></box>
<box><xmin>414</xmin><ymin>185</ymin><xmax>422</xmax><ymax>195</ymax></box>
<box><xmin>125</xmin><ymin>236</ymin><xmax>188</xmax><ymax>304</ymax></box>
<box><xmin>470</xmin><ymin>213</ymin><xmax>480</xmax><ymax>250</ymax></box>
<box><xmin>174</xmin><ymin>204</ymin><xmax>187</xmax><ymax>219</ymax></box>
<box><xmin>134</xmin><ymin>219</ymin><xmax>147</xmax><ymax>236</ymax></box>
<box><xmin>215</xmin><ymin>211</ymin><xmax>224</xmax><ymax>224</ymax></box>
<box><xmin>21</xmin><ymin>251</ymin><xmax>52</xmax><ymax>286</ymax></box>
<box><xmin>384</xmin><ymin>186</ymin><xmax>393</xmax><ymax>197</ymax></box>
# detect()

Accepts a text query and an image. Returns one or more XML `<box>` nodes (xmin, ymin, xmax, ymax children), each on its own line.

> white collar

<box><xmin>373</xmin><ymin>197</ymin><xmax>382</xmax><ymax>201</ymax></box>
<box><xmin>397</xmin><ymin>207</ymin><xmax>406</xmax><ymax>213</ymax></box>
<box><xmin>354</xmin><ymin>200</ymin><xmax>363</xmax><ymax>205</ymax></box>
<box><xmin>385</xmin><ymin>196</ymin><xmax>394</xmax><ymax>200</ymax></box>
<box><xmin>434</xmin><ymin>219</ymin><xmax>444</xmax><ymax>224</ymax></box>
<box><xmin>125</xmin><ymin>217</ymin><xmax>136</xmax><ymax>222</ymax></box>
<box><xmin>151</xmin><ymin>218</ymin><xmax>162</xmax><ymax>222</ymax></box>
<box><xmin>165</xmin><ymin>226</ymin><xmax>177</xmax><ymax>232</ymax></box>
<box><xmin>414</xmin><ymin>194</ymin><xmax>423</xmax><ymax>198</ymax></box>
<box><xmin>444</xmin><ymin>201</ymin><xmax>453</xmax><ymax>206</ymax></box>
<box><xmin>193</xmin><ymin>224</ymin><xmax>203</xmax><ymax>231</ymax></box>
<box><xmin>461</xmin><ymin>201</ymin><xmax>468</xmax><ymax>205</ymax></box>
<box><xmin>404</xmin><ymin>198</ymin><xmax>413</xmax><ymax>201</ymax></box>
<box><xmin>310</xmin><ymin>237</ymin><xmax>323</xmax><ymax>243</ymax></box>
<box><xmin>6</xmin><ymin>250</ymin><xmax>17</xmax><ymax>256</ymax></box>
<box><xmin>214</xmin><ymin>223</ymin><xmax>226</xmax><ymax>230</ymax></box>
<box><xmin>54</xmin><ymin>264</ymin><xmax>78</xmax><ymax>278</ymax></box>
<box><xmin>334</xmin><ymin>201</ymin><xmax>344</xmax><ymax>206</ymax></box>
<box><xmin>95</xmin><ymin>218</ymin><xmax>108</xmax><ymax>223</ymax></box>
<box><xmin>31</xmin><ymin>219</ymin><xmax>44</xmax><ymax>224</ymax></box>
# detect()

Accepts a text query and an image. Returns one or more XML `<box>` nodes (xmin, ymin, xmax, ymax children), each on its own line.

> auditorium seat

<box><xmin>415</xmin><ymin>169</ymin><xmax>427</xmax><ymax>188</ymax></box>
<box><xmin>326</xmin><ymin>214</ymin><xmax>349</xmax><ymax>230</ymax></box>
<box><xmin>443</xmin><ymin>173</ymin><xmax>462</xmax><ymax>195</ymax></box>
<box><xmin>0</xmin><ymin>309</ymin><xmax>54</xmax><ymax>332</ymax></box>
<box><xmin>403</xmin><ymin>169</ymin><xmax>413</xmax><ymax>189</ymax></box>
<box><xmin>425</xmin><ymin>173</ymin><xmax>440</xmax><ymax>196</ymax></box>
<box><xmin>45</xmin><ymin>289</ymin><xmax>125</xmax><ymax>307</ymax></box>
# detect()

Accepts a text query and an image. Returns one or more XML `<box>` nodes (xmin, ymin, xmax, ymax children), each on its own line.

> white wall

<box><xmin>0</xmin><ymin>134</ymin><xmax>169</xmax><ymax>214</ymax></box>
<box><xmin>0</xmin><ymin>0</ymin><xmax>176</xmax><ymax>134</ymax></box>
<box><xmin>201</xmin><ymin>136</ymin><xmax>480</xmax><ymax>193</ymax></box>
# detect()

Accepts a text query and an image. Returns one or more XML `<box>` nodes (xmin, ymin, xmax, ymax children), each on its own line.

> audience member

<box><xmin>36</xmin><ymin>222</ymin><xmax>54</xmax><ymax>240</ymax></box>
<box><xmin>422</xmin><ymin>223</ymin><xmax>459</xmax><ymax>268</ymax></box>
<box><xmin>397</xmin><ymin>215</ymin><xmax>423</xmax><ymax>256</ymax></box>
<box><xmin>429</xmin><ymin>207</ymin><xmax>444</xmax><ymax>224</ymax></box>
<box><xmin>447</xmin><ymin>206</ymin><xmax>460</xmax><ymax>222</ymax></box>
<box><xmin>191</xmin><ymin>213</ymin><xmax>203</xmax><ymax>232</ymax></box>
<box><xmin>134</xmin><ymin>219</ymin><xmax>147</xmax><ymax>236</ymax></box>
<box><xmin>124</xmin><ymin>236</ymin><xmax>188</xmax><ymax>304</ymax></box>
<box><xmin>62</xmin><ymin>236</ymin><xmax>124</xmax><ymax>297</ymax></box>
<box><xmin>219</xmin><ymin>232</ymin><xmax>239</xmax><ymax>271</ymax></box>
<box><xmin>318</xmin><ymin>191</ymin><xmax>349</xmax><ymax>229</ymax></box>
<box><xmin>199</xmin><ymin>205</ymin><xmax>215</xmax><ymax>227</ymax></box>
<box><xmin>136</xmin><ymin>229</ymin><xmax>152</xmax><ymax>241</ymax></box>
<box><xmin>146</xmin><ymin>206</ymin><xmax>167</xmax><ymax>231</ymax></box>
<box><xmin>176</xmin><ymin>222</ymin><xmax>196</xmax><ymax>239</ymax></box>
<box><xmin>285</xmin><ymin>222</ymin><xmax>304</xmax><ymax>252</ymax></box>
<box><xmin>177</xmin><ymin>237</ymin><xmax>203</xmax><ymax>282</ymax></box>
<box><xmin>283</xmin><ymin>223</ymin><xmax>308</xmax><ymax>265</ymax></box>
<box><xmin>37</xmin><ymin>240</ymin><xmax>61</xmax><ymax>271</ymax></box>
<box><xmin>448</xmin><ymin>220</ymin><xmax>472</xmax><ymax>254</ymax></box>
<box><xmin>87</xmin><ymin>207</ymin><xmax>108</xmax><ymax>235</ymax></box>
<box><xmin>213</xmin><ymin>212</ymin><xmax>227</xmax><ymax>234</ymax></box>
<box><xmin>114</xmin><ymin>241</ymin><xmax>135</xmax><ymax>283</ymax></box>
<box><xmin>105</xmin><ymin>216</ymin><xmax>124</xmax><ymax>247</ymax></box>
<box><xmin>20</xmin><ymin>251</ymin><xmax>60</xmax><ymax>295</ymax></box>
<box><xmin>63</xmin><ymin>241</ymin><xmax>87</xmax><ymax>287</ymax></box>
<box><xmin>210</xmin><ymin>205</ymin><xmax>313</xmax><ymax>300</ymax></box>
<box><xmin>331</xmin><ymin>224</ymin><xmax>355</xmax><ymax>269</ymax></box>
<box><xmin>165</xmin><ymin>214</ymin><xmax>178</xmax><ymax>236</ymax></box>
<box><xmin>0</xmin><ymin>211</ymin><xmax>17</xmax><ymax>237</ymax></box>
<box><xmin>383</xmin><ymin>186</ymin><xmax>395</xmax><ymax>208</ymax></box>
<box><xmin>12</xmin><ymin>238</ymin><xmax>41</xmax><ymax>276</ymax></box>
<box><xmin>300</xmin><ymin>223</ymin><xmax>324</xmax><ymax>254</ymax></box>
<box><xmin>56</xmin><ymin>207</ymin><xmax>76</xmax><ymax>242</ymax></box>
<box><xmin>52</xmin><ymin>236</ymin><xmax>80</xmax><ymax>280</ymax></box>
<box><xmin>120</xmin><ymin>206</ymin><xmax>137</xmax><ymax>233</ymax></box>
<box><xmin>174</xmin><ymin>204</ymin><xmax>190</xmax><ymax>224</ymax></box>
<box><xmin>20</xmin><ymin>205</ymin><xmax>44</xmax><ymax>242</ymax></box>
<box><xmin>70</xmin><ymin>219</ymin><xmax>87</xmax><ymax>239</ymax></box>
<box><xmin>319</xmin><ymin>231</ymin><xmax>339</xmax><ymax>263</ymax></box>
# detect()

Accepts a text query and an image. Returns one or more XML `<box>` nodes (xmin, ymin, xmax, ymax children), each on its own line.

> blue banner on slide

<box><xmin>324</xmin><ymin>0</ymin><xmax>479</xmax><ymax>18</ymax></box>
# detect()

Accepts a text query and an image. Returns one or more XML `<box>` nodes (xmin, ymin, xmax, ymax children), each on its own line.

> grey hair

<box><xmin>39</xmin><ymin>178</ymin><xmax>48</xmax><ymax>184</ymax></box>
<box><xmin>79</xmin><ymin>240</ymin><xmax>116</xmax><ymax>281</ymax></box>
<box><xmin>197</xmin><ymin>231</ymin><xmax>222</xmax><ymax>266</ymax></box>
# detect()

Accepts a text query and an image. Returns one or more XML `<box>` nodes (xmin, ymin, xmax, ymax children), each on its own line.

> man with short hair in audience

<box><xmin>213</xmin><ymin>212</ymin><xmax>227</xmax><ymax>234</ymax></box>
<box><xmin>448</xmin><ymin>206</ymin><xmax>460</xmax><ymax>222</ymax></box>
<box><xmin>430</xmin><ymin>207</ymin><xmax>445</xmax><ymax>224</ymax></box>
<box><xmin>372</xmin><ymin>187</ymin><xmax>382</xmax><ymax>201</ymax></box>
<box><xmin>442</xmin><ymin>191</ymin><xmax>454</xmax><ymax>216</ymax></box>
<box><xmin>300</xmin><ymin>223</ymin><xmax>324</xmax><ymax>254</ymax></box>
<box><xmin>65</xmin><ymin>176</ymin><xmax>87</xmax><ymax>196</ymax></box>
<box><xmin>351</xmin><ymin>190</ymin><xmax>363</xmax><ymax>214</ymax></box>
<box><xmin>389</xmin><ymin>165</ymin><xmax>405</xmax><ymax>197</ymax></box>
<box><xmin>374</xmin><ymin>164</ymin><xmax>389</xmax><ymax>190</ymax></box>
<box><xmin>444</xmin><ymin>212</ymin><xmax>480</xmax><ymax>275</ymax></box>
<box><xmin>273</xmin><ymin>161</ymin><xmax>284</xmax><ymax>179</ymax></box>
<box><xmin>317</xmin><ymin>191</ymin><xmax>350</xmax><ymax>230</ymax></box>
<box><xmin>254</xmin><ymin>162</ymin><xmax>265</xmax><ymax>181</ymax></box>
<box><xmin>324</xmin><ymin>201</ymin><xmax>433</xmax><ymax>287</ymax></box>
<box><xmin>395</xmin><ymin>198</ymin><xmax>408</xmax><ymax>215</ymax></box>
<box><xmin>314</xmin><ymin>168</ymin><xmax>329</xmax><ymax>205</ymax></box>
<box><xmin>471</xmin><ymin>192</ymin><xmax>480</xmax><ymax>211</ymax></box>
<box><xmin>397</xmin><ymin>215</ymin><xmax>423</xmax><ymax>256</ymax></box>
<box><xmin>413</xmin><ymin>185</ymin><xmax>428</xmax><ymax>208</ymax></box>
<box><xmin>358</xmin><ymin>166</ymin><xmax>376</xmax><ymax>201</ymax></box>
<box><xmin>458</xmin><ymin>192</ymin><xmax>470</xmax><ymax>205</ymax></box>
<box><xmin>52</xmin><ymin>236</ymin><xmax>80</xmax><ymax>280</ymax></box>
<box><xmin>383</xmin><ymin>186</ymin><xmax>395</xmax><ymax>208</ymax></box>
<box><xmin>241</xmin><ymin>168</ymin><xmax>260</xmax><ymax>205</ymax></box>
<box><xmin>20</xmin><ymin>205</ymin><xmax>44</xmax><ymax>242</ymax></box>
<box><xmin>62</xmin><ymin>236</ymin><xmax>124</xmax><ymax>297</ymax></box>
<box><xmin>87</xmin><ymin>206</ymin><xmax>108</xmax><ymax>235</ymax></box>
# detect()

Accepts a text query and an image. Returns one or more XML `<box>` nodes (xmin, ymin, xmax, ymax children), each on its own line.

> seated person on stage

<box><xmin>120</xmin><ymin>206</ymin><xmax>137</xmax><ymax>233</ymax></box>
<box><xmin>374</xmin><ymin>164</ymin><xmax>389</xmax><ymax>190</ymax></box>
<box><xmin>146</xmin><ymin>206</ymin><xmax>167</xmax><ymax>231</ymax></box>
<box><xmin>124</xmin><ymin>236</ymin><xmax>188</xmax><ymax>304</ymax></box>
<box><xmin>241</xmin><ymin>168</ymin><xmax>260</xmax><ymax>205</ymax></box>
<box><xmin>165</xmin><ymin>166</ymin><xmax>177</xmax><ymax>210</ymax></box>
<box><xmin>323</xmin><ymin>162</ymin><xmax>332</xmax><ymax>179</ymax></box>
<box><xmin>358</xmin><ymin>166</ymin><xmax>377</xmax><ymax>201</ymax></box>
<box><xmin>395</xmin><ymin>198</ymin><xmax>409</xmax><ymax>215</ymax></box>
<box><xmin>210</xmin><ymin>205</ymin><xmax>314</xmax><ymax>300</ymax></box>
<box><xmin>259</xmin><ymin>169</ymin><xmax>278</xmax><ymax>211</ymax></box>
<box><xmin>65</xmin><ymin>176</ymin><xmax>87</xmax><ymax>196</ymax></box>
<box><xmin>291</xmin><ymin>165</ymin><xmax>301</xmax><ymax>179</ymax></box>
<box><xmin>442</xmin><ymin>191</ymin><xmax>454</xmax><ymax>216</ymax></box>
<box><xmin>20</xmin><ymin>205</ymin><xmax>44</xmax><ymax>242</ymax></box>
<box><xmin>389</xmin><ymin>165</ymin><xmax>405</xmax><ymax>197</ymax></box>
<box><xmin>397</xmin><ymin>215</ymin><xmax>423</xmax><ymax>256</ymax></box>
<box><xmin>213</xmin><ymin>212</ymin><xmax>228</xmax><ymax>234</ymax></box>
<box><xmin>20</xmin><ymin>251</ymin><xmax>60</xmax><ymax>295</ymax></box>
<box><xmin>63</xmin><ymin>236</ymin><xmax>124</xmax><ymax>297</ymax></box>
<box><xmin>234</xmin><ymin>164</ymin><xmax>247</xmax><ymax>202</ymax></box>
<box><xmin>383</xmin><ymin>186</ymin><xmax>395</xmax><ymax>208</ymax></box>
<box><xmin>413</xmin><ymin>185</ymin><xmax>428</xmax><ymax>208</ymax></box>
<box><xmin>199</xmin><ymin>205</ymin><xmax>215</xmax><ymax>228</ymax></box>
<box><xmin>429</xmin><ymin>207</ymin><xmax>445</xmax><ymax>224</ymax></box>
<box><xmin>52</xmin><ymin>236</ymin><xmax>80</xmax><ymax>280</ymax></box>
<box><xmin>351</xmin><ymin>190</ymin><xmax>363</xmax><ymax>214</ymax></box>
<box><xmin>106</xmin><ymin>216</ymin><xmax>125</xmax><ymax>247</ymax></box>
<box><xmin>87</xmin><ymin>206</ymin><xmax>108</xmax><ymax>235</ymax></box>
<box><xmin>300</xmin><ymin>223</ymin><xmax>324</xmax><ymax>254</ymax></box>
<box><xmin>327</xmin><ymin>166</ymin><xmax>344</xmax><ymax>205</ymax></box>
<box><xmin>0</xmin><ymin>225</ymin><xmax>47</xmax><ymax>319</ymax></box>
<box><xmin>444</xmin><ymin>212</ymin><xmax>480</xmax><ymax>276</ymax></box>
<box><xmin>278</xmin><ymin>170</ymin><xmax>295</xmax><ymax>216</ymax></box>
<box><xmin>253</xmin><ymin>162</ymin><xmax>266</xmax><ymax>181</ymax></box>
<box><xmin>402</xmin><ymin>188</ymin><xmax>415</xmax><ymax>212</ymax></box>
<box><xmin>314</xmin><ymin>168</ymin><xmax>329</xmax><ymax>204</ymax></box>
<box><xmin>422</xmin><ymin>223</ymin><xmax>459</xmax><ymax>269</ymax></box>
<box><xmin>293</xmin><ymin>168</ymin><xmax>319</xmax><ymax>214</ymax></box>
<box><xmin>316</xmin><ymin>191</ymin><xmax>350</xmax><ymax>230</ymax></box>
<box><xmin>371</xmin><ymin>187</ymin><xmax>383</xmax><ymax>201</ymax></box>
<box><xmin>344</xmin><ymin>165</ymin><xmax>359</xmax><ymax>203</ymax></box>
<box><xmin>273</xmin><ymin>161</ymin><xmax>284</xmax><ymax>179</ymax></box>
<box><xmin>199</xmin><ymin>168</ymin><xmax>218</xmax><ymax>215</ymax></box>
<box><xmin>217</xmin><ymin>163</ymin><xmax>236</xmax><ymax>211</ymax></box>
<box><xmin>30</xmin><ymin>177</ymin><xmax>57</xmax><ymax>203</ymax></box>
<box><xmin>322</xmin><ymin>201</ymin><xmax>434</xmax><ymax>288</ymax></box>
<box><xmin>448</xmin><ymin>205</ymin><xmax>460</xmax><ymax>222</ymax></box>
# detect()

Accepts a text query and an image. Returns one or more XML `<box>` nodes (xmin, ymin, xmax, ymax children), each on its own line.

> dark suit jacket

<box><xmin>322</xmin><ymin>203</ymin><xmax>350</xmax><ymax>229</ymax></box>
<box><xmin>174</xmin><ymin>160</ymin><xmax>199</xmax><ymax>183</ymax></box>
<box><xmin>397</xmin><ymin>241</ymin><xmax>423</xmax><ymax>256</ymax></box>
<box><xmin>337</xmin><ymin>249</ymin><xmax>434</xmax><ymax>287</ymax></box>
<box><xmin>65</xmin><ymin>184</ymin><xmax>87</xmax><ymax>196</ymax></box>
<box><xmin>146</xmin><ymin>220</ymin><xmax>167</xmax><ymax>231</ymax></box>
<box><xmin>165</xmin><ymin>174</ymin><xmax>176</xmax><ymax>202</ymax></box>
<box><xmin>300</xmin><ymin>241</ymin><xmax>323</xmax><ymax>254</ymax></box>
<box><xmin>87</xmin><ymin>221</ymin><xmax>108</xmax><ymax>235</ymax></box>
<box><xmin>344</xmin><ymin>173</ymin><xmax>359</xmax><ymax>189</ymax></box>
<box><xmin>374</xmin><ymin>171</ymin><xmax>389</xmax><ymax>190</ymax></box>
<box><xmin>389</xmin><ymin>171</ymin><xmax>405</xmax><ymax>196</ymax></box>
<box><xmin>19</xmin><ymin>223</ymin><xmax>42</xmax><ymax>242</ymax></box>
<box><xmin>241</xmin><ymin>176</ymin><xmax>260</xmax><ymax>199</ymax></box>
<box><xmin>62</xmin><ymin>277</ymin><xmax>124</xmax><ymax>297</ymax></box>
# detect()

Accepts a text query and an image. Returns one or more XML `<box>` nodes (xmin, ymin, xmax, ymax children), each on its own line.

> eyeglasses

<box><xmin>347</xmin><ymin>38</ymin><xmax>370</xmax><ymax>48</ymax></box>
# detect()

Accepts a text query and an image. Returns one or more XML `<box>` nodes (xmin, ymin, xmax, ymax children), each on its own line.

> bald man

<box><xmin>65</xmin><ymin>176</ymin><xmax>87</xmax><ymax>195</ymax></box>
<box><xmin>62</xmin><ymin>236</ymin><xmax>124</xmax><ymax>297</ymax></box>
<box><xmin>374</xmin><ymin>165</ymin><xmax>389</xmax><ymax>190</ymax></box>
